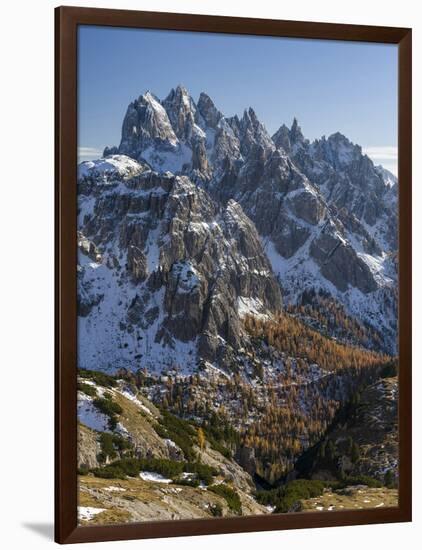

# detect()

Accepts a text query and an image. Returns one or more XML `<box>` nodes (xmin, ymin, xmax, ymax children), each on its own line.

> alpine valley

<box><xmin>77</xmin><ymin>86</ymin><xmax>398</xmax><ymax>524</ymax></box>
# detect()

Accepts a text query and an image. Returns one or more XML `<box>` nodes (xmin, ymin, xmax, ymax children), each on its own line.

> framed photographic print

<box><xmin>55</xmin><ymin>6</ymin><xmax>412</xmax><ymax>544</ymax></box>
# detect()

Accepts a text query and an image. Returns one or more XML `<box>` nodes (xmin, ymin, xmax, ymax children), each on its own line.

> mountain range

<box><xmin>76</xmin><ymin>85</ymin><xmax>399</xmax><ymax>516</ymax></box>
<box><xmin>78</xmin><ymin>85</ymin><xmax>397</xmax><ymax>376</ymax></box>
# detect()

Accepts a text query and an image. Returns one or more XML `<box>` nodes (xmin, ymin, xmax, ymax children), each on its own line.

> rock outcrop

<box><xmin>299</xmin><ymin>376</ymin><xmax>398</xmax><ymax>486</ymax></box>
<box><xmin>77</xmin><ymin>156</ymin><xmax>281</xmax><ymax>373</ymax></box>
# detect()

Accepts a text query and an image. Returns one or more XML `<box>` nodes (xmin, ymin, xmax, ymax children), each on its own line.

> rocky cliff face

<box><xmin>77</xmin><ymin>155</ymin><xmax>281</xmax><ymax>373</ymax></box>
<box><xmin>273</xmin><ymin>121</ymin><xmax>398</xmax><ymax>252</ymax></box>
<box><xmin>298</xmin><ymin>376</ymin><xmax>398</xmax><ymax>485</ymax></box>
<box><xmin>83</xmin><ymin>84</ymin><xmax>398</xmax><ymax>374</ymax></box>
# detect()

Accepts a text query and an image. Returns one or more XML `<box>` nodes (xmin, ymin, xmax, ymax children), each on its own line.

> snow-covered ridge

<box><xmin>78</xmin><ymin>155</ymin><xmax>145</xmax><ymax>182</ymax></box>
<box><xmin>375</xmin><ymin>164</ymin><xmax>398</xmax><ymax>188</ymax></box>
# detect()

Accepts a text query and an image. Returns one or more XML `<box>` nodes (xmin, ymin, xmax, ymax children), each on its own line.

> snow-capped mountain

<box><xmin>77</xmin><ymin>156</ymin><xmax>281</xmax><ymax>373</ymax></box>
<box><xmin>273</xmin><ymin>121</ymin><xmax>398</xmax><ymax>252</ymax></box>
<box><xmin>78</xmin><ymin>85</ymin><xmax>398</xmax><ymax>374</ymax></box>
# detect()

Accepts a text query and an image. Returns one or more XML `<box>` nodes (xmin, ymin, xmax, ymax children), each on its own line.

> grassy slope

<box><xmin>77</xmin><ymin>376</ymin><xmax>267</xmax><ymax>524</ymax></box>
<box><xmin>300</xmin><ymin>486</ymin><xmax>398</xmax><ymax>512</ymax></box>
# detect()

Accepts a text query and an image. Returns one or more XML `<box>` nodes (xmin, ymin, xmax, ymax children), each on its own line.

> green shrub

<box><xmin>112</xmin><ymin>434</ymin><xmax>133</xmax><ymax>452</ymax></box>
<box><xmin>93</xmin><ymin>397</ymin><xmax>123</xmax><ymax>416</ymax></box>
<box><xmin>202</xmin><ymin>413</ymin><xmax>239</xmax><ymax>458</ymax></box>
<box><xmin>93</xmin><ymin>395</ymin><xmax>123</xmax><ymax>430</ymax></box>
<box><xmin>203</xmin><ymin>435</ymin><xmax>232</xmax><ymax>458</ymax></box>
<box><xmin>208</xmin><ymin>484</ymin><xmax>242</xmax><ymax>515</ymax></box>
<box><xmin>160</xmin><ymin>410</ymin><xmax>197</xmax><ymax>437</ymax></box>
<box><xmin>184</xmin><ymin>462</ymin><xmax>218</xmax><ymax>485</ymax></box>
<box><xmin>77</xmin><ymin>465</ymin><xmax>90</xmax><ymax>476</ymax></box>
<box><xmin>92</xmin><ymin>465</ymin><xmax>126</xmax><ymax>479</ymax></box>
<box><xmin>154</xmin><ymin>410</ymin><xmax>197</xmax><ymax>461</ymax></box>
<box><xmin>138</xmin><ymin>458</ymin><xmax>185</xmax><ymax>478</ymax></box>
<box><xmin>78</xmin><ymin>368</ymin><xmax>117</xmax><ymax>388</ymax></box>
<box><xmin>350</xmin><ymin>442</ymin><xmax>360</xmax><ymax>463</ymax></box>
<box><xmin>255</xmin><ymin>479</ymin><xmax>327</xmax><ymax>513</ymax></box>
<box><xmin>94</xmin><ymin>456</ymin><xmax>186</xmax><ymax>480</ymax></box>
<box><xmin>115</xmin><ymin>458</ymin><xmax>142</xmax><ymax>476</ymax></box>
<box><xmin>384</xmin><ymin>470</ymin><xmax>395</xmax><ymax>488</ymax></box>
<box><xmin>91</xmin><ymin>456</ymin><xmax>216</xmax><ymax>484</ymax></box>
<box><xmin>174</xmin><ymin>476</ymin><xmax>200</xmax><ymax>488</ymax></box>
<box><xmin>77</xmin><ymin>382</ymin><xmax>97</xmax><ymax>397</ymax></box>
<box><xmin>97</xmin><ymin>432</ymin><xmax>133</xmax><ymax>463</ymax></box>
<box><xmin>96</xmin><ymin>452</ymin><xmax>107</xmax><ymax>464</ymax></box>
<box><xmin>98</xmin><ymin>433</ymin><xmax>117</xmax><ymax>461</ymax></box>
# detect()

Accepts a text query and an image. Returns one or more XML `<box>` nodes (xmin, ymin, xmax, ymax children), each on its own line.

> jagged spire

<box><xmin>162</xmin><ymin>85</ymin><xmax>197</xmax><ymax>141</ymax></box>
<box><xmin>197</xmin><ymin>92</ymin><xmax>223</xmax><ymax>129</ymax></box>
<box><xmin>272</xmin><ymin>123</ymin><xmax>291</xmax><ymax>152</ymax></box>
<box><xmin>290</xmin><ymin>117</ymin><xmax>304</xmax><ymax>143</ymax></box>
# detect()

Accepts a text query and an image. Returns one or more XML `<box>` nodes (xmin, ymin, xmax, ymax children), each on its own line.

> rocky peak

<box><xmin>244</xmin><ymin>107</ymin><xmax>258</xmax><ymax>125</ymax></box>
<box><xmin>272</xmin><ymin>123</ymin><xmax>291</xmax><ymax>153</ymax></box>
<box><xmin>272</xmin><ymin>118</ymin><xmax>306</xmax><ymax>154</ymax></box>
<box><xmin>117</xmin><ymin>91</ymin><xmax>179</xmax><ymax>160</ymax></box>
<box><xmin>197</xmin><ymin>92</ymin><xmax>223</xmax><ymax>129</ymax></box>
<box><xmin>237</xmin><ymin>107</ymin><xmax>274</xmax><ymax>158</ymax></box>
<box><xmin>316</xmin><ymin>132</ymin><xmax>362</xmax><ymax>170</ymax></box>
<box><xmin>290</xmin><ymin>117</ymin><xmax>305</xmax><ymax>146</ymax></box>
<box><xmin>136</xmin><ymin>92</ymin><xmax>178</xmax><ymax>144</ymax></box>
<box><xmin>162</xmin><ymin>85</ymin><xmax>198</xmax><ymax>141</ymax></box>
<box><xmin>239</xmin><ymin>107</ymin><xmax>261</xmax><ymax>133</ymax></box>
<box><xmin>281</xmin><ymin>124</ymin><xmax>397</xmax><ymax>250</ymax></box>
<box><xmin>191</xmin><ymin>134</ymin><xmax>211</xmax><ymax>178</ymax></box>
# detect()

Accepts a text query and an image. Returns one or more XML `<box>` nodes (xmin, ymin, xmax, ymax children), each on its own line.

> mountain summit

<box><xmin>80</xmin><ymin>86</ymin><xmax>398</xmax><ymax>375</ymax></box>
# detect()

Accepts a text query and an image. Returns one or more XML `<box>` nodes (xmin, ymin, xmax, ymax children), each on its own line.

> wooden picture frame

<box><xmin>55</xmin><ymin>5</ymin><xmax>412</xmax><ymax>544</ymax></box>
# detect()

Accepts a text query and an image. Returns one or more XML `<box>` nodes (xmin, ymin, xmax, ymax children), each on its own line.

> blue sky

<box><xmin>78</xmin><ymin>26</ymin><xmax>398</xmax><ymax>174</ymax></box>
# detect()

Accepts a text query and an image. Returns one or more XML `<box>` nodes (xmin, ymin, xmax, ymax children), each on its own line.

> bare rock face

<box><xmin>118</xmin><ymin>92</ymin><xmax>179</xmax><ymax>159</ymax></box>
<box><xmin>162</xmin><ymin>85</ymin><xmax>197</xmax><ymax>141</ymax></box>
<box><xmin>302</xmin><ymin>377</ymin><xmax>398</xmax><ymax>485</ymax></box>
<box><xmin>197</xmin><ymin>92</ymin><xmax>223</xmax><ymax>129</ymax></box>
<box><xmin>289</xmin><ymin>190</ymin><xmax>326</xmax><ymax>226</ymax></box>
<box><xmin>77</xmin><ymin>158</ymin><xmax>282</xmax><ymax>373</ymax></box>
<box><xmin>92</xmin><ymin>86</ymin><xmax>397</xmax><ymax>357</ymax></box>
<box><xmin>310</xmin><ymin>231</ymin><xmax>377</xmax><ymax>293</ymax></box>
<box><xmin>191</xmin><ymin>135</ymin><xmax>210</xmax><ymax>175</ymax></box>
<box><xmin>228</xmin><ymin>107</ymin><xmax>275</xmax><ymax>159</ymax></box>
<box><xmin>235</xmin><ymin>446</ymin><xmax>257</xmax><ymax>476</ymax></box>
<box><xmin>214</xmin><ymin>147</ymin><xmax>327</xmax><ymax>260</ymax></box>
<box><xmin>78</xmin><ymin>424</ymin><xmax>101</xmax><ymax>470</ymax></box>
<box><xmin>274</xmin><ymin>123</ymin><xmax>398</xmax><ymax>252</ymax></box>
<box><xmin>272</xmin><ymin>123</ymin><xmax>292</xmax><ymax>153</ymax></box>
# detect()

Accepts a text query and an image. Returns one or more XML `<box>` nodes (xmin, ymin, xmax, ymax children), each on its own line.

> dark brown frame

<box><xmin>55</xmin><ymin>5</ymin><xmax>412</xmax><ymax>544</ymax></box>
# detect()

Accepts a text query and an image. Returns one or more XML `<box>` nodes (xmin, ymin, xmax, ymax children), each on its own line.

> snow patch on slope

<box><xmin>78</xmin><ymin>155</ymin><xmax>144</xmax><ymax>182</ymax></box>
<box><xmin>78</xmin><ymin>507</ymin><xmax>106</xmax><ymax>521</ymax></box>
<box><xmin>237</xmin><ymin>297</ymin><xmax>269</xmax><ymax>319</ymax></box>
<box><xmin>141</xmin><ymin>142</ymin><xmax>192</xmax><ymax>173</ymax></box>
<box><xmin>140</xmin><ymin>471</ymin><xmax>173</xmax><ymax>483</ymax></box>
<box><xmin>77</xmin><ymin>392</ymin><xmax>110</xmax><ymax>432</ymax></box>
